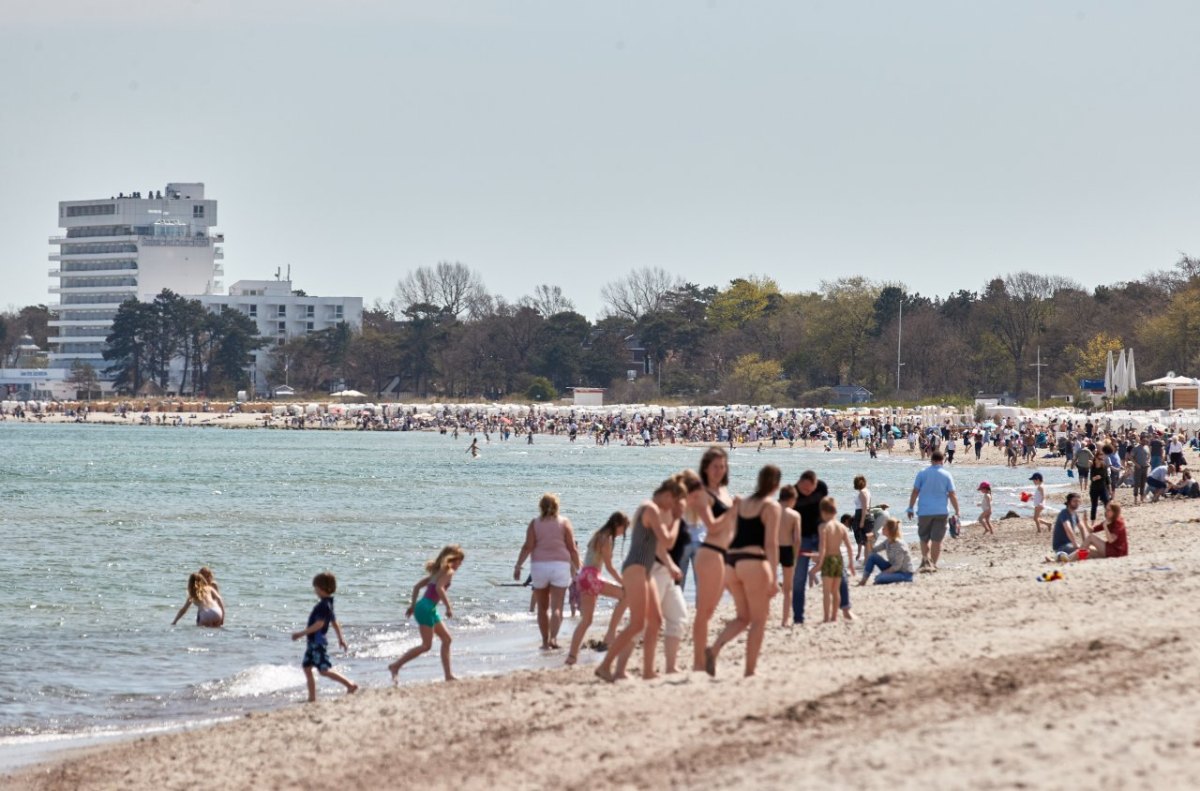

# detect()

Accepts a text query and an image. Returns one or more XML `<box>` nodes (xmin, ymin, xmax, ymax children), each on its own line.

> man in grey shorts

<box><xmin>906</xmin><ymin>450</ymin><xmax>960</xmax><ymax>572</ymax></box>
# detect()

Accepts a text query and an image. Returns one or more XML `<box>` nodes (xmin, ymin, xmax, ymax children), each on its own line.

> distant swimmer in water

<box><xmin>467</xmin><ymin>438</ymin><xmax>480</xmax><ymax>458</ymax></box>
<box><xmin>172</xmin><ymin>571</ymin><xmax>225</xmax><ymax>627</ymax></box>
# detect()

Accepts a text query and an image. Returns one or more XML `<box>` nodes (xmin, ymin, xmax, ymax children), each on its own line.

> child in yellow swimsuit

<box><xmin>808</xmin><ymin>497</ymin><xmax>856</xmax><ymax>623</ymax></box>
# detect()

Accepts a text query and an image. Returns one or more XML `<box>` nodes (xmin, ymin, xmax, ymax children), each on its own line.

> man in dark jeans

<box><xmin>792</xmin><ymin>470</ymin><xmax>853</xmax><ymax>624</ymax></box>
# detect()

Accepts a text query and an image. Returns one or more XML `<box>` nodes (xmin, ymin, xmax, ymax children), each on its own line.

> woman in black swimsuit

<box><xmin>690</xmin><ymin>447</ymin><xmax>739</xmax><ymax>673</ymax></box>
<box><xmin>705</xmin><ymin>464</ymin><xmax>781</xmax><ymax>678</ymax></box>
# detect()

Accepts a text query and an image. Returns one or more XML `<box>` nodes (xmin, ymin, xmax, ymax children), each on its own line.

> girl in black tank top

<box><xmin>726</xmin><ymin>508</ymin><xmax>768</xmax><ymax>566</ymax></box>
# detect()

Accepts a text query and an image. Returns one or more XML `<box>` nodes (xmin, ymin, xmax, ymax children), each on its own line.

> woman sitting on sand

<box><xmin>858</xmin><ymin>518</ymin><xmax>914</xmax><ymax>584</ymax></box>
<box><xmin>565</xmin><ymin>512</ymin><xmax>629</xmax><ymax>665</ymax></box>
<box><xmin>514</xmin><ymin>494</ymin><xmax>582</xmax><ymax>650</ymax></box>
<box><xmin>1065</xmin><ymin>502</ymin><xmax>1128</xmax><ymax>561</ymax></box>
<box><xmin>1167</xmin><ymin>470</ymin><xmax>1199</xmax><ymax>498</ymax></box>
<box><xmin>172</xmin><ymin>571</ymin><xmax>225</xmax><ymax>627</ymax></box>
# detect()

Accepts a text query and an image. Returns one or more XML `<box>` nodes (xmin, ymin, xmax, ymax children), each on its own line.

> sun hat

<box><xmin>1029</xmin><ymin>472</ymin><xmax>1043</xmax><ymax>481</ymax></box>
<box><xmin>977</xmin><ymin>481</ymin><xmax>991</xmax><ymax>490</ymax></box>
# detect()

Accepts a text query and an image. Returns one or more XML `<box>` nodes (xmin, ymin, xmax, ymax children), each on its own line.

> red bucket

<box><xmin>1077</xmin><ymin>548</ymin><xmax>1089</xmax><ymax>561</ymax></box>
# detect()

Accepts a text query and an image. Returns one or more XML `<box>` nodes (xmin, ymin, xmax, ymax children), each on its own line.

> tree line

<box><xmin>276</xmin><ymin>256</ymin><xmax>1200</xmax><ymax>405</ymax></box>
<box><xmin>5</xmin><ymin>255</ymin><xmax>1198</xmax><ymax>403</ymax></box>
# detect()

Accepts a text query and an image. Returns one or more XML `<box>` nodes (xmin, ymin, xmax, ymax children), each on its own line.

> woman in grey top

<box><xmin>857</xmin><ymin>518</ymin><xmax>914</xmax><ymax>585</ymax></box>
<box><xmin>595</xmin><ymin>473</ymin><xmax>703</xmax><ymax>683</ymax></box>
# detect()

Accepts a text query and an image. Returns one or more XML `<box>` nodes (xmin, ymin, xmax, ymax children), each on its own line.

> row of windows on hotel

<box><xmin>214</xmin><ymin>303</ymin><xmax>345</xmax><ymax>321</ymax></box>
<box><xmin>65</xmin><ymin>204</ymin><xmax>205</xmax><ymax>218</ymax></box>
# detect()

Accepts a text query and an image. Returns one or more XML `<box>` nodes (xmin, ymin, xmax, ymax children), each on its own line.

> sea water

<box><xmin>0</xmin><ymin>423</ymin><xmax>1070</xmax><ymax>749</ymax></box>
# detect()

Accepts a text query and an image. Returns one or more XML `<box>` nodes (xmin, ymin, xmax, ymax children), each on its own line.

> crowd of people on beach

<box><xmin>10</xmin><ymin>398</ymin><xmax>1200</xmax><ymax>458</ymax></box>
<box><xmin>165</xmin><ymin>407</ymin><xmax>1189</xmax><ymax>702</ymax></box>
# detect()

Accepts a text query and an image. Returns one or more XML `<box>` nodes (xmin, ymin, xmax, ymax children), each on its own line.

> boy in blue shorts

<box><xmin>291</xmin><ymin>572</ymin><xmax>358</xmax><ymax>702</ymax></box>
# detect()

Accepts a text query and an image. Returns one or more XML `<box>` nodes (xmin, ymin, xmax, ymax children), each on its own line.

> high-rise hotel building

<box><xmin>48</xmin><ymin>183</ymin><xmax>223</xmax><ymax>377</ymax></box>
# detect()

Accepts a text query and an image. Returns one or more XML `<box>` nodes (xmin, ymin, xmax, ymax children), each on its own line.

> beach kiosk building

<box><xmin>831</xmin><ymin>385</ymin><xmax>873</xmax><ymax>405</ymax></box>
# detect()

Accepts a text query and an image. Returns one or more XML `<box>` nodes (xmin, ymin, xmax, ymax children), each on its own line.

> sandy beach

<box><xmin>7</xmin><ymin>482</ymin><xmax>1200</xmax><ymax>790</ymax></box>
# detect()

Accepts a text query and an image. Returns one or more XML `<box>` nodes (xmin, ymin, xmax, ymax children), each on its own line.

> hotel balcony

<box><xmin>48</xmin><ymin>335</ymin><xmax>109</xmax><ymax>344</ymax></box>
<box><xmin>49</xmin><ymin>318</ymin><xmax>115</xmax><ymax>327</ymax></box>
<box><xmin>49</xmin><ymin>234</ymin><xmax>138</xmax><ymax>245</ymax></box>
<box><xmin>54</xmin><ymin>300</ymin><xmax>131</xmax><ymax>311</ymax></box>
<box><xmin>48</xmin><ymin>352</ymin><xmax>105</xmax><ymax>363</ymax></box>
<box><xmin>49</xmin><ymin>285</ymin><xmax>137</xmax><ymax>295</ymax></box>
<box><xmin>57</xmin><ymin>268</ymin><xmax>139</xmax><ymax>279</ymax></box>
<box><xmin>138</xmin><ymin>236</ymin><xmax>216</xmax><ymax>248</ymax></box>
<box><xmin>214</xmin><ymin>248</ymin><xmax>224</xmax><ymax>260</ymax></box>
<box><xmin>50</xmin><ymin>251</ymin><xmax>136</xmax><ymax>262</ymax></box>
<box><xmin>214</xmin><ymin>263</ymin><xmax>224</xmax><ymax>276</ymax></box>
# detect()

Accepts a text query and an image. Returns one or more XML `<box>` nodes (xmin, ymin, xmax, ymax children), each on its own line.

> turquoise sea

<box><xmin>0</xmin><ymin>423</ymin><xmax>1067</xmax><ymax>757</ymax></box>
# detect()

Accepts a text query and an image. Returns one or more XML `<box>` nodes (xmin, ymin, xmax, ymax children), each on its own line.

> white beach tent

<box><xmin>1104</xmin><ymin>350</ymin><xmax>1116</xmax><ymax>398</ymax></box>
<box><xmin>329</xmin><ymin>389</ymin><xmax>366</xmax><ymax>402</ymax></box>
<box><xmin>1126</xmin><ymin>349</ymin><xmax>1137</xmax><ymax>392</ymax></box>
<box><xmin>1114</xmin><ymin>350</ymin><xmax>1128</xmax><ymax>397</ymax></box>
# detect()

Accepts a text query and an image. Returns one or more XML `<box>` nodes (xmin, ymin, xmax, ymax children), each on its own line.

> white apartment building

<box><xmin>48</xmin><ymin>183</ymin><xmax>222</xmax><ymax>378</ymax></box>
<box><xmin>197</xmin><ymin>279</ymin><xmax>363</xmax><ymax>395</ymax></box>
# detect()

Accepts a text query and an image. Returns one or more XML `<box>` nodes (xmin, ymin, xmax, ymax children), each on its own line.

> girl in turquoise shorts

<box><xmin>389</xmin><ymin>545</ymin><xmax>464</xmax><ymax>683</ymax></box>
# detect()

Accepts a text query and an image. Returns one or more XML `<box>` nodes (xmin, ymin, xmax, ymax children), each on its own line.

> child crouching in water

<box><xmin>292</xmin><ymin>571</ymin><xmax>358</xmax><ymax>702</ymax></box>
<box><xmin>389</xmin><ymin>545</ymin><xmax>464</xmax><ymax>683</ymax></box>
<box><xmin>809</xmin><ymin>498</ymin><xmax>855</xmax><ymax>623</ymax></box>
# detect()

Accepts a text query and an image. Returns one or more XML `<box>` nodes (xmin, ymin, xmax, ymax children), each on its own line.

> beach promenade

<box><xmin>9</xmin><ymin>486</ymin><xmax>1199</xmax><ymax>790</ymax></box>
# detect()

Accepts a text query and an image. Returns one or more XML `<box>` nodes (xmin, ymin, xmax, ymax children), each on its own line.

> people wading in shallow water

<box><xmin>389</xmin><ymin>545</ymin><xmax>464</xmax><ymax>683</ymax></box>
<box><xmin>514</xmin><ymin>494</ymin><xmax>582</xmax><ymax>650</ymax></box>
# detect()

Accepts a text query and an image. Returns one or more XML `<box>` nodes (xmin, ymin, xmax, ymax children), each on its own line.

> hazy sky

<box><xmin>3</xmin><ymin>1</ymin><xmax>1199</xmax><ymax>320</ymax></box>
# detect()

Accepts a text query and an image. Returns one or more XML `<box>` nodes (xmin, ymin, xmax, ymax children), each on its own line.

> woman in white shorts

<box><xmin>515</xmin><ymin>494</ymin><xmax>581</xmax><ymax>650</ymax></box>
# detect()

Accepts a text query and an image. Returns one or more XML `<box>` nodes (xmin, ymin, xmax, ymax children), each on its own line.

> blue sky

<box><xmin>3</xmin><ymin>1</ymin><xmax>1198</xmax><ymax>319</ymax></box>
